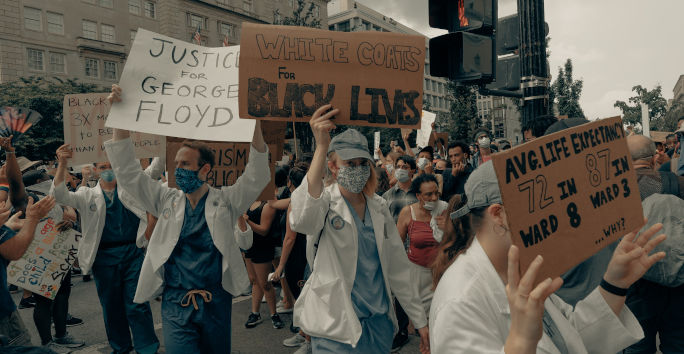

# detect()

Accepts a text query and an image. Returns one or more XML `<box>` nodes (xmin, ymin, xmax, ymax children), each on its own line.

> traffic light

<box><xmin>488</xmin><ymin>14</ymin><xmax>520</xmax><ymax>91</ymax></box>
<box><xmin>428</xmin><ymin>0</ymin><xmax>497</xmax><ymax>84</ymax></box>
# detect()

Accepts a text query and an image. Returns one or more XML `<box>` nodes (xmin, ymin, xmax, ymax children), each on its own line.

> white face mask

<box><xmin>478</xmin><ymin>137</ymin><xmax>491</xmax><ymax>149</ymax></box>
<box><xmin>417</xmin><ymin>157</ymin><xmax>429</xmax><ymax>170</ymax></box>
<box><xmin>423</xmin><ymin>201</ymin><xmax>436</xmax><ymax>211</ymax></box>
<box><xmin>394</xmin><ymin>168</ymin><xmax>410</xmax><ymax>183</ymax></box>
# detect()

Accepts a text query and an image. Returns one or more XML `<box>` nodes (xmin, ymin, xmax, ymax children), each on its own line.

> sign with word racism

<box><xmin>416</xmin><ymin>111</ymin><xmax>436</xmax><ymax>148</ymax></box>
<box><xmin>239</xmin><ymin>23</ymin><xmax>425</xmax><ymax>129</ymax></box>
<box><xmin>7</xmin><ymin>208</ymin><xmax>80</xmax><ymax>300</ymax></box>
<box><xmin>491</xmin><ymin>117</ymin><xmax>643</xmax><ymax>281</ymax></box>
<box><xmin>166</xmin><ymin>122</ymin><xmax>286</xmax><ymax>201</ymax></box>
<box><xmin>106</xmin><ymin>28</ymin><xmax>256</xmax><ymax>142</ymax></box>
<box><xmin>64</xmin><ymin>93</ymin><xmax>165</xmax><ymax>166</ymax></box>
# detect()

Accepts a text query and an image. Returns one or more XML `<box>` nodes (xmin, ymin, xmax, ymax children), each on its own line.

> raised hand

<box><xmin>25</xmin><ymin>196</ymin><xmax>56</xmax><ymax>222</ymax></box>
<box><xmin>56</xmin><ymin>144</ymin><xmax>72</xmax><ymax>164</ymax></box>
<box><xmin>0</xmin><ymin>135</ymin><xmax>14</xmax><ymax>152</ymax></box>
<box><xmin>603</xmin><ymin>222</ymin><xmax>666</xmax><ymax>289</ymax></box>
<box><xmin>108</xmin><ymin>84</ymin><xmax>122</xmax><ymax>104</ymax></box>
<box><xmin>309</xmin><ymin>104</ymin><xmax>338</xmax><ymax>149</ymax></box>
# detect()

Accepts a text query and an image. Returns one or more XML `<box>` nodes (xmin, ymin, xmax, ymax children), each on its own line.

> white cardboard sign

<box><xmin>416</xmin><ymin>110</ymin><xmax>436</xmax><ymax>148</ymax></box>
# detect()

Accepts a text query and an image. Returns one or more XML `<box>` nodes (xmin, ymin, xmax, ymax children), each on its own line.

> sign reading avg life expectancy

<box><xmin>491</xmin><ymin>117</ymin><xmax>643</xmax><ymax>282</ymax></box>
<box><xmin>239</xmin><ymin>23</ymin><xmax>425</xmax><ymax>129</ymax></box>
<box><xmin>106</xmin><ymin>28</ymin><xmax>256</xmax><ymax>142</ymax></box>
<box><xmin>64</xmin><ymin>93</ymin><xmax>165</xmax><ymax>166</ymax></box>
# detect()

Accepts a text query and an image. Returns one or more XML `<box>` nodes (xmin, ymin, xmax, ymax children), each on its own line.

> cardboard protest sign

<box><xmin>239</xmin><ymin>23</ymin><xmax>425</xmax><ymax>129</ymax></box>
<box><xmin>373</xmin><ymin>132</ymin><xmax>380</xmax><ymax>159</ymax></box>
<box><xmin>106</xmin><ymin>28</ymin><xmax>256</xmax><ymax>142</ymax></box>
<box><xmin>416</xmin><ymin>111</ymin><xmax>436</xmax><ymax>148</ymax></box>
<box><xmin>166</xmin><ymin>122</ymin><xmax>285</xmax><ymax>201</ymax></box>
<box><xmin>63</xmin><ymin>93</ymin><xmax>165</xmax><ymax>166</ymax></box>
<box><xmin>491</xmin><ymin>117</ymin><xmax>643</xmax><ymax>281</ymax></box>
<box><xmin>7</xmin><ymin>208</ymin><xmax>79</xmax><ymax>300</ymax></box>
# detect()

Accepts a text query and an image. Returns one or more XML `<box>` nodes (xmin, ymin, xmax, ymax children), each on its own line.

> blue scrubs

<box><xmin>311</xmin><ymin>199</ymin><xmax>393</xmax><ymax>353</ymax></box>
<box><xmin>91</xmin><ymin>188</ymin><xmax>158</xmax><ymax>354</ymax></box>
<box><xmin>162</xmin><ymin>193</ymin><xmax>233</xmax><ymax>354</ymax></box>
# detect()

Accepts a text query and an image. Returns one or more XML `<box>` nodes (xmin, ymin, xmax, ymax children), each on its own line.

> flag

<box><xmin>222</xmin><ymin>34</ymin><xmax>229</xmax><ymax>47</ymax></box>
<box><xmin>193</xmin><ymin>25</ymin><xmax>201</xmax><ymax>44</ymax></box>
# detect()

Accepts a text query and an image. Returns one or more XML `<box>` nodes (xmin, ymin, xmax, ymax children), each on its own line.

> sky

<box><xmin>351</xmin><ymin>0</ymin><xmax>684</xmax><ymax>119</ymax></box>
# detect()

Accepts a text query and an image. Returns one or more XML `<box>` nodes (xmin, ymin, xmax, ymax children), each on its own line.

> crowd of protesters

<box><xmin>0</xmin><ymin>83</ymin><xmax>682</xmax><ymax>354</ymax></box>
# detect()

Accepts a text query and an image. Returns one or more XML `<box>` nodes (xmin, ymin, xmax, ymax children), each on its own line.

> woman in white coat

<box><xmin>289</xmin><ymin>105</ymin><xmax>430</xmax><ymax>353</ymax></box>
<box><xmin>429</xmin><ymin>161</ymin><xmax>667</xmax><ymax>353</ymax></box>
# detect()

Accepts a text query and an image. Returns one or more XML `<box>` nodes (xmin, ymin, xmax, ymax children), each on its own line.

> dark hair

<box><xmin>181</xmin><ymin>140</ymin><xmax>215</xmax><ymax>169</ymax></box>
<box><xmin>666</xmin><ymin>133</ymin><xmax>676</xmax><ymax>141</ymax></box>
<box><xmin>522</xmin><ymin>115</ymin><xmax>558</xmax><ymax>138</ymax></box>
<box><xmin>430</xmin><ymin>194</ymin><xmax>475</xmax><ymax>289</ymax></box>
<box><xmin>409</xmin><ymin>173</ymin><xmax>438</xmax><ymax>194</ymax></box>
<box><xmin>418</xmin><ymin>146</ymin><xmax>434</xmax><ymax>160</ymax></box>
<box><xmin>447</xmin><ymin>141</ymin><xmax>470</xmax><ymax>157</ymax></box>
<box><xmin>288</xmin><ymin>162</ymin><xmax>309</xmax><ymax>188</ymax></box>
<box><xmin>396</xmin><ymin>155</ymin><xmax>416</xmax><ymax>170</ymax></box>
<box><xmin>275</xmin><ymin>165</ymin><xmax>290</xmax><ymax>188</ymax></box>
<box><xmin>375</xmin><ymin>166</ymin><xmax>390</xmax><ymax>195</ymax></box>
<box><xmin>22</xmin><ymin>170</ymin><xmax>48</xmax><ymax>187</ymax></box>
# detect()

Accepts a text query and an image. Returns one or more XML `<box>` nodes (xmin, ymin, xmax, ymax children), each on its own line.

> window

<box><xmin>219</xmin><ymin>22</ymin><xmax>235</xmax><ymax>37</ymax></box>
<box><xmin>128</xmin><ymin>0</ymin><xmax>140</xmax><ymax>14</ymax></box>
<box><xmin>328</xmin><ymin>25</ymin><xmax>334</xmax><ymax>31</ymax></box>
<box><xmin>99</xmin><ymin>0</ymin><xmax>113</xmax><ymax>8</ymax></box>
<box><xmin>101</xmin><ymin>24</ymin><xmax>115</xmax><ymax>43</ymax></box>
<box><xmin>46</xmin><ymin>12</ymin><xmax>63</xmax><ymax>34</ymax></box>
<box><xmin>104</xmin><ymin>61</ymin><xmax>117</xmax><ymax>80</ymax></box>
<box><xmin>49</xmin><ymin>52</ymin><xmax>66</xmax><ymax>73</ymax></box>
<box><xmin>130</xmin><ymin>30</ymin><xmax>137</xmax><ymax>44</ymax></box>
<box><xmin>242</xmin><ymin>0</ymin><xmax>253</xmax><ymax>12</ymax></box>
<box><xmin>144</xmin><ymin>1</ymin><xmax>155</xmax><ymax>18</ymax></box>
<box><xmin>85</xmin><ymin>58</ymin><xmax>99</xmax><ymax>77</ymax></box>
<box><xmin>313</xmin><ymin>4</ymin><xmax>320</xmax><ymax>17</ymax></box>
<box><xmin>337</xmin><ymin>21</ymin><xmax>350</xmax><ymax>32</ymax></box>
<box><xmin>289</xmin><ymin>0</ymin><xmax>295</xmax><ymax>7</ymax></box>
<box><xmin>82</xmin><ymin>20</ymin><xmax>97</xmax><ymax>39</ymax></box>
<box><xmin>189</xmin><ymin>33</ymin><xmax>206</xmax><ymax>45</ymax></box>
<box><xmin>188</xmin><ymin>14</ymin><xmax>205</xmax><ymax>29</ymax></box>
<box><xmin>83</xmin><ymin>0</ymin><xmax>96</xmax><ymax>4</ymax></box>
<box><xmin>27</xmin><ymin>49</ymin><xmax>44</xmax><ymax>71</ymax></box>
<box><xmin>24</xmin><ymin>7</ymin><xmax>42</xmax><ymax>31</ymax></box>
<box><xmin>425</xmin><ymin>63</ymin><xmax>429</xmax><ymax>75</ymax></box>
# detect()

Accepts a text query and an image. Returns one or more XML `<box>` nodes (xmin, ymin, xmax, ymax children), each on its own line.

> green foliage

<box><xmin>614</xmin><ymin>84</ymin><xmax>669</xmax><ymax>131</ymax></box>
<box><xmin>661</xmin><ymin>101</ymin><xmax>683</xmax><ymax>132</ymax></box>
<box><xmin>0</xmin><ymin>76</ymin><xmax>104</xmax><ymax>162</ymax></box>
<box><xmin>440</xmin><ymin>82</ymin><xmax>480</xmax><ymax>143</ymax></box>
<box><xmin>551</xmin><ymin>59</ymin><xmax>585</xmax><ymax>118</ymax></box>
<box><xmin>273</xmin><ymin>0</ymin><xmax>322</xmax><ymax>29</ymax></box>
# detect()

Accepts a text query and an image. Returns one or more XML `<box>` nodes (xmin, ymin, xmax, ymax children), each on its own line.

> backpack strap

<box><xmin>311</xmin><ymin>209</ymin><xmax>330</xmax><ymax>266</ymax></box>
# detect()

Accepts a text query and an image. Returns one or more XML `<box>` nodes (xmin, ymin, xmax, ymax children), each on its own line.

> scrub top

<box><xmin>95</xmin><ymin>187</ymin><xmax>141</xmax><ymax>267</ymax></box>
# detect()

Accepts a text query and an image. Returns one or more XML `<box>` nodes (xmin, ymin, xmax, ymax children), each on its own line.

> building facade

<box><xmin>0</xmin><ymin>0</ymin><xmax>328</xmax><ymax>86</ymax></box>
<box><xmin>476</xmin><ymin>93</ymin><xmax>522</xmax><ymax>144</ymax></box>
<box><xmin>327</xmin><ymin>0</ymin><xmax>452</xmax><ymax>114</ymax></box>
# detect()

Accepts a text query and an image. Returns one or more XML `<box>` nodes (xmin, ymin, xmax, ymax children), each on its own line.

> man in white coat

<box><xmin>52</xmin><ymin>145</ymin><xmax>162</xmax><ymax>354</ymax></box>
<box><xmin>105</xmin><ymin>84</ymin><xmax>267</xmax><ymax>353</ymax></box>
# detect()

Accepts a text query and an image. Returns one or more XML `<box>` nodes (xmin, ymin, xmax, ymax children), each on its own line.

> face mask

<box><xmin>385</xmin><ymin>164</ymin><xmax>394</xmax><ymax>174</ymax></box>
<box><xmin>478</xmin><ymin>137</ymin><xmax>491</xmax><ymax>149</ymax></box>
<box><xmin>434</xmin><ymin>169</ymin><xmax>444</xmax><ymax>175</ymax></box>
<box><xmin>394</xmin><ymin>168</ymin><xmax>410</xmax><ymax>183</ymax></box>
<box><xmin>423</xmin><ymin>201</ymin><xmax>436</xmax><ymax>211</ymax></box>
<box><xmin>337</xmin><ymin>165</ymin><xmax>370</xmax><ymax>194</ymax></box>
<box><xmin>100</xmin><ymin>169</ymin><xmax>116</xmax><ymax>182</ymax></box>
<box><xmin>417</xmin><ymin>157</ymin><xmax>429</xmax><ymax>170</ymax></box>
<box><xmin>175</xmin><ymin>168</ymin><xmax>204</xmax><ymax>194</ymax></box>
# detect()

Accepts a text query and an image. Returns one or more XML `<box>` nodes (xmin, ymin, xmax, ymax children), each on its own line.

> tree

<box><xmin>614</xmin><ymin>85</ymin><xmax>668</xmax><ymax>130</ymax></box>
<box><xmin>662</xmin><ymin>101</ymin><xmax>683</xmax><ymax>132</ymax></box>
<box><xmin>0</xmin><ymin>76</ymin><xmax>103</xmax><ymax>162</ymax></box>
<box><xmin>440</xmin><ymin>82</ymin><xmax>480</xmax><ymax>143</ymax></box>
<box><xmin>551</xmin><ymin>59</ymin><xmax>585</xmax><ymax>118</ymax></box>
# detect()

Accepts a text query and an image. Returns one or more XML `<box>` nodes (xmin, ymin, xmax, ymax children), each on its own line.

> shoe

<box><xmin>53</xmin><ymin>333</ymin><xmax>85</xmax><ymax>348</ymax></box>
<box><xmin>283</xmin><ymin>333</ymin><xmax>306</xmax><ymax>347</ymax></box>
<box><xmin>289</xmin><ymin>323</ymin><xmax>300</xmax><ymax>334</ymax></box>
<box><xmin>66</xmin><ymin>314</ymin><xmax>83</xmax><ymax>327</ymax></box>
<box><xmin>245</xmin><ymin>313</ymin><xmax>262</xmax><ymax>328</ymax></box>
<box><xmin>277</xmin><ymin>303</ymin><xmax>293</xmax><ymax>314</ymax></box>
<box><xmin>43</xmin><ymin>341</ymin><xmax>72</xmax><ymax>354</ymax></box>
<box><xmin>293</xmin><ymin>341</ymin><xmax>312</xmax><ymax>354</ymax></box>
<box><xmin>9</xmin><ymin>285</ymin><xmax>19</xmax><ymax>293</ymax></box>
<box><xmin>391</xmin><ymin>332</ymin><xmax>409</xmax><ymax>352</ymax></box>
<box><xmin>82</xmin><ymin>274</ymin><xmax>92</xmax><ymax>282</ymax></box>
<box><xmin>71</xmin><ymin>267</ymin><xmax>82</xmax><ymax>276</ymax></box>
<box><xmin>19</xmin><ymin>296</ymin><xmax>36</xmax><ymax>309</ymax></box>
<box><xmin>271</xmin><ymin>313</ymin><xmax>285</xmax><ymax>329</ymax></box>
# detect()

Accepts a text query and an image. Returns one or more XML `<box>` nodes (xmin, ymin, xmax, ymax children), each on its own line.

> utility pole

<box><xmin>517</xmin><ymin>0</ymin><xmax>550</xmax><ymax>129</ymax></box>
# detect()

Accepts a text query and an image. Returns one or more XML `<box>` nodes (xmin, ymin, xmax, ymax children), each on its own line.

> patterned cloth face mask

<box><xmin>175</xmin><ymin>168</ymin><xmax>204</xmax><ymax>194</ymax></box>
<box><xmin>337</xmin><ymin>165</ymin><xmax>370</xmax><ymax>194</ymax></box>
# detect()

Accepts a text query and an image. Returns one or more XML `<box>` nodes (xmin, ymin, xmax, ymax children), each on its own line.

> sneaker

<box><xmin>391</xmin><ymin>332</ymin><xmax>409</xmax><ymax>352</ymax></box>
<box><xmin>44</xmin><ymin>341</ymin><xmax>72</xmax><ymax>354</ymax></box>
<box><xmin>289</xmin><ymin>323</ymin><xmax>300</xmax><ymax>334</ymax></box>
<box><xmin>277</xmin><ymin>303</ymin><xmax>293</xmax><ymax>314</ymax></box>
<box><xmin>9</xmin><ymin>285</ymin><xmax>19</xmax><ymax>293</ymax></box>
<box><xmin>271</xmin><ymin>314</ymin><xmax>285</xmax><ymax>329</ymax></box>
<box><xmin>245</xmin><ymin>313</ymin><xmax>262</xmax><ymax>328</ymax></box>
<box><xmin>18</xmin><ymin>296</ymin><xmax>36</xmax><ymax>309</ymax></box>
<box><xmin>283</xmin><ymin>333</ymin><xmax>306</xmax><ymax>347</ymax></box>
<box><xmin>54</xmin><ymin>333</ymin><xmax>85</xmax><ymax>348</ymax></box>
<box><xmin>71</xmin><ymin>267</ymin><xmax>82</xmax><ymax>276</ymax></box>
<box><xmin>293</xmin><ymin>341</ymin><xmax>312</xmax><ymax>354</ymax></box>
<box><xmin>66</xmin><ymin>314</ymin><xmax>83</xmax><ymax>327</ymax></box>
<box><xmin>82</xmin><ymin>274</ymin><xmax>92</xmax><ymax>282</ymax></box>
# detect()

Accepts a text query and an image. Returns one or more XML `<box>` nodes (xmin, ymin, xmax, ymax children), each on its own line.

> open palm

<box><xmin>603</xmin><ymin>222</ymin><xmax>666</xmax><ymax>289</ymax></box>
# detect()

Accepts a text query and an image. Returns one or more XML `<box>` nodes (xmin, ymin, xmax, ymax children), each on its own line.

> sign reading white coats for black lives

<box><xmin>106</xmin><ymin>29</ymin><xmax>255</xmax><ymax>142</ymax></box>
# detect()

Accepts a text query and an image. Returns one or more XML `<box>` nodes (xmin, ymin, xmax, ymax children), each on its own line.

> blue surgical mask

<box><xmin>175</xmin><ymin>168</ymin><xmax>204</xmax><ymax>194</ymax></box>
<box><xmin>100</xmin><ymin>169</ymin><xmax>116</xmax><ymax>182</ymax></box>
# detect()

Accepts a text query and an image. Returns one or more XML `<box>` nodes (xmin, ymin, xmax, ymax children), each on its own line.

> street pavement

<box><xmin>11</xmin><ymin>274</ymin><xmax>421</xmax><ymax>353</ymax></box>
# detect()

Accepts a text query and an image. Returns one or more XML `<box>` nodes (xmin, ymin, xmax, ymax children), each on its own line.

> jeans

<box><xmin>33</xmin><ymin>272</ymin><xmax>71</xmax><ymax>345</ymax></box>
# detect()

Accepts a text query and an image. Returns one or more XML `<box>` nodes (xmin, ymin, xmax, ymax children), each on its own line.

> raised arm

<box><xmin>307</xmin><ymin>104</ymin><xmax>338</xmax><ymax>198</ymax></box>
<box><xmin>402</xmin><ymin>129</ymin><xmax>415</xmax><ymax>157</ymax></box>
<box><xmin>0</xmin><ymin>196</ymin><xmax>56</xmax><ymax>261</ymax></box>
<box><xmin>0</xmin><ymin>136</ymin><xmax>28</xmax><ymax>212</ymax></box>
<box><xmin>51</xmin><ymin>144</ymin><xmax>88</xmax><ymax>210</ymax></box>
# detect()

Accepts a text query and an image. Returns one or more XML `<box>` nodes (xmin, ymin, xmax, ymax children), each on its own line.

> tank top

<box><xmin>406</xmin><ymin>205</ymin><xmax>439</xmax><ymax>267</ymax></box>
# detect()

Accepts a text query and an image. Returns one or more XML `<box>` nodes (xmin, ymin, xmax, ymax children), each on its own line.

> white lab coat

<box><xmin>104</xmin><ymin>138</ymin><xmax>268</xmax><ymax>303</ymax></box>
<box><xmin>289</xmin><ymin>177</ymin><xmax>428</xmax><ymax>347</ymax></box>
<box><xmin>430</xmin><ymin>237</ymin><xmax>644</xmax><ymax>354</ymax></box>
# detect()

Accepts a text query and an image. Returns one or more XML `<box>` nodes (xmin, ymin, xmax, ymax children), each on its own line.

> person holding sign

<box><xmin>52</xmin><ymin>145</ymin><xmax>160</xmax><ymax>354</ymax></box>
<box><xmin>105</xmin><ymin>84</ymin><xmax>267</xmax><ymax>354</ymax></box>
<box><xmin>430</xmin><ymin>161</ymin><xmax>667</xmax><ymax>353</ymax></box>
<box><xmin>288</xmin><ymin>105</ymin><xmax>430</xmax><ymax>353</ymax></box>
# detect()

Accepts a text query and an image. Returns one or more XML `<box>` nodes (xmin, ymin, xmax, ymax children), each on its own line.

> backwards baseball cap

<box><xmin>327</xmin><ymin>129</ymin><xmax>372</xmax><ymax>161</ymax></box>
<box><xmin>451</xmin><ymin>161</ymin><xmax>502</xmax><ymax>219</ymax></box>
